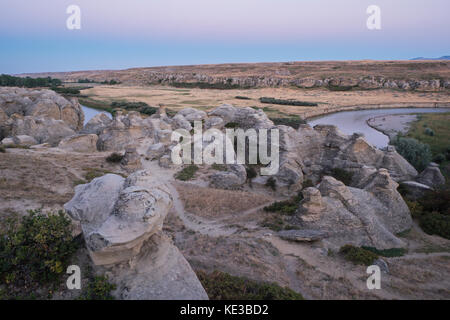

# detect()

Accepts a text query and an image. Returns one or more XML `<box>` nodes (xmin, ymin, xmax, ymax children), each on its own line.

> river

<box><xmin>307</xmin><ymin>107</ymin><xmax>450</xmax><ymax>149</ymax></box>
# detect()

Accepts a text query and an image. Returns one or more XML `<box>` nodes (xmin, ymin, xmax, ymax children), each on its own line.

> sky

<box><xmin>0</xmin><ymin>0</ymin><xmax>449</xmax><ymax>74</ymax></box>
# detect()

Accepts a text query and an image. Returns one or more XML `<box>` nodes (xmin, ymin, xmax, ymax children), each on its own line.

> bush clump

<box><xmin>424</xmin><ymin>128</ymin><xmax>435</xmax><ymax>136</ymax></box>
<box><xmin>175</xmin><ymin>165</ymin><xmax>199</xmax><ymax>181</ymax></box>
<box><xmin>259</xmin><ymin>97</ymin><xmax>318</xmax><ymax>107</ymax></box>
<box><xmin>264</xmin><ymin>200</ymin><xmax>297</xmax><ymax>216</ymax></box>
<box><xmin>361</xmin><ymin>246</ymin><xmax>407</xmax><ymax>257</ymax></box>
<box><xmin>329</xmin><ymin>168</ymin><xmax>353</xmax><ymax>186</ymax></box>
<box><xmin>196</xmin><ymin>270</ymin><xmax>303</xmax><ymax>300</ymax></box>
<box><xmin>391</xmin><ymin>136</ymin><xmax>432</xmax><ymax>171</ymax></box>
<box><xmin>78</xmin><ymin>276</ymin><xmax>116</xmax><ymax>300</ymax></box>
<box><xmin>339</xmin><ymin>245</ymin><xmax>379</xmax><ymax>266</ymax></box>
<box><xmin>433</xmin><ymin>153</ymin><xmax>446</xmax><ymax>164</ymax></box>
<box><xmin>224</xmin><ymin>122</ymin><xmax>239</xmax><ymax>129</ymax></box>
<box><xmin>235</xmin><ymin>96</ymin><xmax>251</xmax><ymax>100</ymax></box>
<box><xmin>270</xmin><ymin>117</ymin><xmax>307</xmax><ymax>129</ymax></box>
<box><xmin>0</xmin><ymin>209</ymin><xmax>78</xmax><ymax>293</ymax></box>
<box><xmin>405</xmin><ymin>183</ymin><xmax>450</xmax><ymax>239</ymax></box>
<box><xmin>106</xmin><ymin>152</ymin><xmax>124</xmax><ymax>163</ymax></box>
<box><xmin>265</xmin><ymin>177</ymin><xmax>277</xmax><ymax>191</ymax></box>
<box><xmin>51</xmin><ymin>87</ymin><xmax>81</xmax><ymax>95</ymax></box>
<box><xmin>110</xmin><ymin>101</ymin><xmax>158</xmax><ymax>116</ymax></box>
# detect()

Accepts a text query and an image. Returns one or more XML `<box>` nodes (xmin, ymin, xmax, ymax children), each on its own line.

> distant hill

<box><xmin>411</xmin><ymin>56</ymin><xmax>450</xmax><ymax>60</ymax></box>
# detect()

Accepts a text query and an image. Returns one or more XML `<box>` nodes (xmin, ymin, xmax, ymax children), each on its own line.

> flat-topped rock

<box><xmin>277</xmin><ymin>230</ymin><xmax>328</xmax><ymax>242</ymax></box>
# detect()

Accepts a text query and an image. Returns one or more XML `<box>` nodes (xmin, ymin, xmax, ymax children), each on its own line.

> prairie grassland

<box><xmin>79</xmin><ymin>85</ymin><xmax>450</xmax><ymax>119</ymax></box>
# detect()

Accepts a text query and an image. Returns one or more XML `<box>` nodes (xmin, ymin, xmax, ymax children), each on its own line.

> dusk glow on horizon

<box><xmin>0</xmin><ymin>0</ymin><xmax>449</xmax><ymax>74</ymax></box>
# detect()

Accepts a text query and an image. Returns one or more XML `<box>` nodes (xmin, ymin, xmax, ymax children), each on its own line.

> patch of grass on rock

<box><xmin>175</xmin><ymin>164</ymin><xmax>199</xmax><ymax>181</ymax></box>
<box><xmin>339</xmin><ymin>244</ymin><xmax>379</xmax><ymax>266</ymax></box>
<box><xmin>196</xmin><ymin>270</ymin><xmax>303</xmax><ymax>300</ymax></box>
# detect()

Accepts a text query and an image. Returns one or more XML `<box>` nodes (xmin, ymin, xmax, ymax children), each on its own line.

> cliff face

<box><xmin>18</xmin><ymin>60</ymin><xmax>450</xmax><ymax>91</ymax></box>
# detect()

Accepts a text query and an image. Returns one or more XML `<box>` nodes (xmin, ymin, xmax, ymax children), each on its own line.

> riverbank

<box><xmin>366</xmin><ymin>114</ymin><xmax>418</xmax><ymax>140</ymax></box>
<box><xmin>301</xmin><ymin>102</ymin><xmax>450</xmax><ymax>120</ymax></box>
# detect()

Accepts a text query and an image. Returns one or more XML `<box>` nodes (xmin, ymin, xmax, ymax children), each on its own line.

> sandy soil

<box><xmin>367</xmin><ymin>114</ymin><xmax>419</xmax><ymax>140</ymax></box>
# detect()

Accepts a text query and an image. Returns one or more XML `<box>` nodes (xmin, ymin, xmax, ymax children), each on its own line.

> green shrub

<box><xmin>328</xmin><ymin>85</ymin><xmax>353</xmax><ymax>91</ymax></box>
<box><xmin>259</xmin><ymin>97</ymin><xmax>318</xmax><ymax>107</ymax></box>
<box><xmin>0</xmin><ymin>145</ymin><xmax>5</xmax><ymax>153</ymax></box>
<box><xmin>265</xmin><ymin>177</ymin><xmax>277</xmax><ymax>191</ymax></box>
<box><xmin>419</xmin><ymin>212</ymin><xmax>450</xmax><ymax>239</ymax></box>
<box><xmin>270</xmin><ymin>117</ymin><xmax>306</xmax><ymax>129</ymax></box>
<box><xmin>329</xmin><ymin>168</ymin><xmax>353</xmax><ymax>186</ymax></box>
<box><xmin>51</xmin><ymin>87</ymin><xmax>81</xmax><ymax>95</ymax></box>
<box><xmin>106</xmin><ymin>152</ymin><xmax>124</xmax><ymax>163</ymax></box>
<box><xmin>225</xmin><ymin>122</ymin><xmax>239</xmax><ymax>129</ymax></box>
<box><xmin>197</xmin><ymin>270</ymin><xmax>303</xmax><ymax>300</ymax></box>
<box><xmin>361</xmin><ymin>246</ymin><xmax>407</xmax><ymax>257</ymax></box>
<box><xmin>339</xmin><ymin>245</ymin><xmax>379</xmax><ymax>266</ymax></box>
<box><xmin>110</xmin><ymin>101</ymin><xmax>157</xmax><ymax>116</ymax></box>
<box><xmin>404</xmin><ymin>186</ymin><xmax>450</xmax><ymax>239</ymax></box>
<box><xmin>433</xmin><ymin>153</ymin><xmax>445</xmax><ymax>164</ymax></box>
<box><xmin>78</xmin><ymin>276</ymin><xmax>116</xmax><ymax>300</ymax></box>
<box><xmin>175</xmin><ymin>165</ymin><xmax>199</xmax><ymax>181</ymax></box>
<box><xmin>391</xmin><ymin>137</ymin><xmax>432</xmax><ymax>171</ymax></box>
<box><xmin>0</xmin><ymin>74</ymin><xmax>61</xmax><ymax>88</ymax></box>
<box><xmin>418</xmin><ymin>185</ymin><xmax>450</xmax><ymax>216</ymax></box>
<box><xmin>264</xmin><ymin>200</ymin><xmax>297</xmax><ymax>216</ymax></box>
<box><xmin>0</xmin><ymin>209</ymin><xmax>77</xmax><ymax>292</ymax></box>
<box><xmin>235</xmin><ymin>96</ymin><xmax>251</xmax><ymax>100</ymax></box>
<box><xmin>424</xmin><ymin>128</ymin><xmax>435</xmax><ymax>136</ymax></box>
<box><xmin>246</xmin><ymin>166</ymin><xmax>257</xmax><ymax>180</ymax></box>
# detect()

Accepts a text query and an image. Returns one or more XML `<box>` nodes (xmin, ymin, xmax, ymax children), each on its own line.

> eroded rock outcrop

<box><xmin>416</xmin><ymin>162</ymin><xmax>446</xmax><ymax>188</ymax></box>
<box><xmin>0</xmin><ymin>87</ymin><xmax>84</xmax><ymax>131</ymax></box>
<box><xmin>58</xmin><ymin>134</ymin><xmax>98</xmax><ymax>153</ymax></box>
<box><xmin>64</xmin><ymin>171</ymin><xmax>208</xmax><ymax>300</ymax></box>
<box><xmin>297</xmin><ymin>174</ymin><xmax>412</xmax><ymax>249</ymax></box>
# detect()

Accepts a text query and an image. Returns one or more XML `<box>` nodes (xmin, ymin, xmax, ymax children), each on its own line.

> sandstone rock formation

<box><xmin>0</xmin><ymin>87</ymin><xmax>84</xmax><ymax>145</ymax></box>
<box><xmin>297</xmin><ymin>175</ymin><xmax>412</xmax><ymax>249</ymax></box>
<box><xmin>0</xmin><ymin>87</ymin><xmax>84</xmax><ymax>131</ymax></box>
<box><xmin>58</xmin><ymin>134</ymin><xmax>98</xmax><ymax>153</ymax></box>
<box><xmin>64</xmin><ymin>171</ymin><xmax>208</xmax><ymax>300</ymax></box>
<box><xmin>209</xmin><ymin>164</ymin><xmax>247</xmax><ymax>190</ymax></box>
<box><xmin>3</xmin><ymin>115</ymin><xmax>76</xmax><ymax>146</ymax></box>
<box><xmin>416</xmin><ymin>162</ymin><xmax>446</xmax><ymax>188</ymax></box>
<box><xmin>81</xmin><ymin>113</ymin><xmax>112</xmax><ymax>135</ymax></box>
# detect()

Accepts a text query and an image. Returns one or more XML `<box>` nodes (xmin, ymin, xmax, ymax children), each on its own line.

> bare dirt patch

<box><xmin>175</xmin><ymin>182</ymin><xmax>272</xmax><ymax>218</ymax></box>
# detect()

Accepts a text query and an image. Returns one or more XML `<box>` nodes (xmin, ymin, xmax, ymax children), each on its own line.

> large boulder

<box><xmin>209</xmin><ymin>164</ymin><xmax>247</xmax><ymax>190</ymax></box>
<box><xmin>416</xmin><ymin>163</ymin><xmax>446</xmax><ymax>188</ymax></box>
<box><xmin>81</xmin><ymin>113</ymin><xmax>112</xmax><ymax>135</ymax></box>
<box><xmin>2</xmin><ymin>134</ymin><xmax>38</xmax><ymax>147</ymax></box>
<box><xmin>65</xmin><ymin>171</ymin><xmax>172</xmax><ymax>265</ymax></box>
<box><xmin>64</xmin><ymin>171</ymin><xmax>207</xmax><ymax>300</ymax></box>
<box><xmin>176</xmin><ymin>108</ymin><xmax>207</xmax><ymax>122</ymax></box>
<box><xmin>58</xmin><ymin>134</ymin><xmax>98</xmax><ymax>153</ymax></box>
<box><xmin>97</xmin><ymin>111</ymin><xmax>152</xmax><ymax>151</ymax></box>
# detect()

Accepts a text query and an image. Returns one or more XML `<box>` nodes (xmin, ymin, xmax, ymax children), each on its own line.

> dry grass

<box><xmin>80</xmin><ymin>85</ymin><xmax>448</xmax><ymax>115</ymax></box>
<box><xmin>0</xmin><ymin>149</ymin><xmax>125</xmax><ymax>209</ymax></box>
<box><xmin>175</xmin><ymin>183</ymin><xmax>272</xmax><ymax>218</ymax></box>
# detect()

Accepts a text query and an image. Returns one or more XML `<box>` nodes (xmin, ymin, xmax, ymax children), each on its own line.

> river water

<box><xmin>307</xmin><ymin>107</ymin><xmax>450</xmax><ymax>149</ymax></box>
<box><xmin>81</xmin><ymin>105</ymin><xmax>111</xmax><ymax>124</ymax></box>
